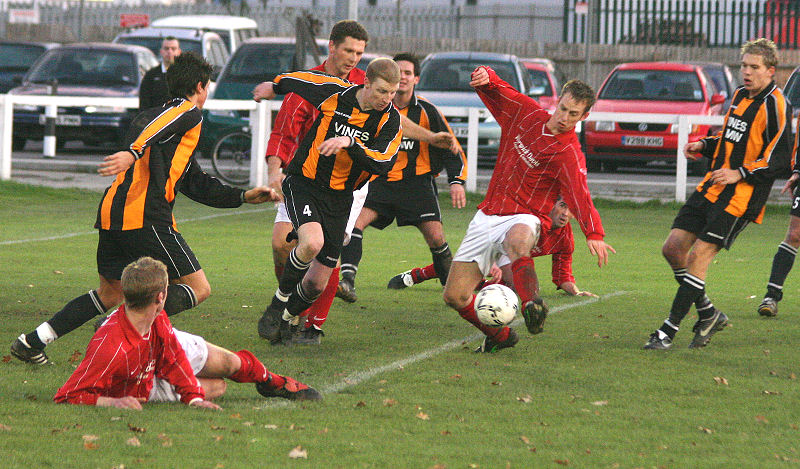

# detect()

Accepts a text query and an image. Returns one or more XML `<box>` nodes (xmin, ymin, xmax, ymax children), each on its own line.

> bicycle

<box><xmin>210</xmin><ymin>129</ymin><xmax>251</xmax><ymax>185</ymax></box>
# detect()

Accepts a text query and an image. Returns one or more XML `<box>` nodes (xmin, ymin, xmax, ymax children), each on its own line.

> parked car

<box><xmin>520</xmin><ymin>57</ymin><xmax>562</xmax><ymax>112</ymax></box>
<box><xmin>10</xmin><ymin>43</ymin><xmax>158</xmax><ymax>149</ymax></box>
<box><xmin>782</xmin><ymin>64</ymin><xmax>800</xmax><ymax>116</ymax></box>
<box><xmin>113</xmin><ymin>27</ymin><xmax>229</xmax><ymax>81</ymax></box>
<box><xmin>583</xmin><ymin>61</ymin><xmax>725</xmax><ymax>173</ymax></box>
<box><xmin>685</xmin><ymin>61</ymin><xmax>738</xmax><ymax>109</ymax></box>
<box><xmin>150</xmin><ymin>15</ymin><xmax>259</xmax><ymax>54</ymax></box>
<box><xmin>0</xmin><ymin>40</ymin><xmax>57</xmax><ymax>93</ymax></box>
<box><xmin>416</xmin><ymin>51</ymin><xmax>534</xmax><ymax>167</ymax></box>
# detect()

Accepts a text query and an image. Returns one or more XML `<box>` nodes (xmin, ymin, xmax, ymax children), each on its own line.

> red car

<box><xmin>520</xmin><ymin>58</ymin><xmax>561</xmax><ymax>112</ymax></box>
<box><xmin>584</xmin><ymin>62</ymin><xmax>725</xmax><ymax>173</ymax></box>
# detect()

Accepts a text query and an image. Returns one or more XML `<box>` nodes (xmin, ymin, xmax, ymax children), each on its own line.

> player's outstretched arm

<box><xmin>469</xmin><ymin>67</ymin><xmax>490</xmax><ymax>88</ymax></box>
<box><xmin>683</xmin><ymin>141</ymin><xmax>704</xmax><ymax>161</ymax></box>
<box><xmin>559</xmin><ymin>281</ymin><xmax>598</xmax><ymax>298</ymax></box>
<box><xmin>253</xmin><ymin>82</ymin><xmax>276</xmax><ymax>102</ymax></box>
<box><xmin>98</xmin><ymin>150</ymin><xmax>136</xmax><ymax>176</ymax></box>
<box><xmin>96</xmin><ymin>396</ymin><xmax>145</xmax><ymax>410</ymax></box>
<box><xmin>243</xmin><ymin>186</ymin><xmax>280</xmax><ymax>204</ymax></box>
<box><xmin>587</xmin><ymin>238</ymin><xmax>615</xmax><ymax>268</ymax></box>
<box><xmin>782</xmin><ymin>172</ymin><xmax>800</xmax><ymax>194</ymax></box>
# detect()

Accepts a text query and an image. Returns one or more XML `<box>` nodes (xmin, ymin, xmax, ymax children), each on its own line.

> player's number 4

<box><xmin>303</xmin><ymin>205</ymin><xmax>312</xmax><ymax>216</ymax></box>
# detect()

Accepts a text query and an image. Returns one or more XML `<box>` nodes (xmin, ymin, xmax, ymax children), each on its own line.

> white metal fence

<box><xmin>0</xmin><ymin>93</ymin><xmax>728</xmax><ymax>203</ymax></box>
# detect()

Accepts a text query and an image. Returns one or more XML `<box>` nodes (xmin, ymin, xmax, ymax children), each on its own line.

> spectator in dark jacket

<box><xmin>139</xmin><ymin>36</ymin><xmax>181</xmax><ymax>111</ymax></box>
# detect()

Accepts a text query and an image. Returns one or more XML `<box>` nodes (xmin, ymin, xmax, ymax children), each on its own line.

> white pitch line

<box><xmin>0</xmin><ymin>207</ymin><xmax>275</xmax><ymax>246</ymax></box>
<box><xmin>257</xmin><ymin>291</ymin><xmax>629</xmax><ymax>408</ymax></box>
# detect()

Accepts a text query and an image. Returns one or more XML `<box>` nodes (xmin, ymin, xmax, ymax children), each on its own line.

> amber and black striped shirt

<box><xmin>386</xmin><ymin>93</ymin><xmax>467</xmax><ymax>184</ymax></box>
<box><xmin>95</xmin><ymin>99</ymin><xmax>245</xmax><ymax>231</ymax></box>
<box><xmin>697</xmin><ymin>82</ymin><xmax>792</xmax><ymax>223</ymax></box>
<box><xmin>272</xmin><ymin>70</ymin><xmax>402</xmax><ymax>192</ymax></box>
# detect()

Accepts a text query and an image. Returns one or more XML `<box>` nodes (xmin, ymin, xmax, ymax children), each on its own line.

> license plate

<box><xmin>452</xmin><ymin>127</ymin><xmax>469</xmax><ymax>137</ymax></box>
<box><xmin>621</xmin><ymin>135</ymin><xmax>663</xmax><ymax>147</ymax></box>
<box><xmin>39</xmin><ymin>114</ymin><xmax>81</xmax><ymax>126</ymax></box>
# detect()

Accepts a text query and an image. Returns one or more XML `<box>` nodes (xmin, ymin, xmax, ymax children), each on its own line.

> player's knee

<box><xmin>298</xmin><ymin>238</ymin><xmax>324</xmax><ymax>259</ymax></box>
<box><xmin>203</xmin><ymin>379</ymin><xmax>227</xmax><ymax>400</ymax></box>
<box><xmin>442</xmin><ymin>287</ymin><xmax>468</xmax><ymax>310</ymax></box>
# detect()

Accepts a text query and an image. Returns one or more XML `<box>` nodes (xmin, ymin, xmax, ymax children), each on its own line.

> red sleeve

<box><xmin>550</xmin><ymin>225</ymin><xmax>576</xmax><ymax>287</ymax></box>
<box><xmin>153</xmin><ymin>313</ymin><xmax>204</xmax><ymax>404</ymax></box>
<box><xmin>474</xmin><ymin>66</ymin><xmax>542</xmax><ymax>128</ymax></box>
<box><xmin>266</xmin><ymin>92</ymin><xmax>317</xmax><ymax>167</ymax></box>
<box><xmin>53</xmin><ymin>334</ymin><xmax>125</xmax><ymax>405</ymax></box>
<box><xmin>558</xmin><ymin>144</ymin><xmax>605</xmax><ymax>240</ymax></box>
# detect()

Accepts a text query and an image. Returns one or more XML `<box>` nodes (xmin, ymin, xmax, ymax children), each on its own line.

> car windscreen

<box><xmin>0</xmin><ymin>44</ymin><xmax>46</xmax><ymax>69</ymax></box>
<box><xmin>525</xmin><ymin>69</ymin><xmax>554</xmax><ymax>97</ymax></box>
<box><xmin>417</xmin><ymin>59</ymin><xmax>519</xmax><ymax>92</ymax></box>
<box><xmin>785</xmin><ymin>72</ymin><xmax>800</xmax><ymax>111</ymax></box>
<box><xmin>222</xmin><ymin>43</ymin><xmax>325</xmax><ymax>82</ymax></box>
<box><xmin>703</xmin><ymin>68</ymin><xmax>730</xmax><ymax>97</ymax></box>
<box><xmin>116</xmin><ymin>37</ymin><xmax>203</xmax><ymax>58</ymax></box>
<box><xmin>26</xmin><ymin>49</ymin><xmax>138</xmax><ymax>86</ymax></box>
<box><xmin>600</xmin><ymin>70</ymin><xmax>704</xmax><ymax>101</ymax></box>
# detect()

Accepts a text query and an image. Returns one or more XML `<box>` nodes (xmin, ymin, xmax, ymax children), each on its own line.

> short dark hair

<box><xmin>330</xmin><ymin>20</ymin><xmax>369</xmax><ymax>46</ymax></box>
<box><xmin>561</xmin><ymin>79</ymin><xmax>596</xmax><ymax>113</ymax></box>
<box><xmin>163</xmin><ymin>35</ymin><xmax>178</xmax><ymax>43</ymax></box>
<box><xmin>121</xmin><ymin>257</ymin><xmax>168</xmax><ymax>310</ymax></box>
<box><xmin>392</xmin><ymin>52</ymin><xmax>420</xmax><ymax>76</ymax></box>
<box><xmin>166</xmin><ymin>52</ymin><xmax>212</xmax><ymax>99</ymax></box>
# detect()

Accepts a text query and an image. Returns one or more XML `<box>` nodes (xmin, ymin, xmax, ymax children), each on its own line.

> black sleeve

<box><xmin>178</xmin><ymin>158</ymin><xmax>246</xmax><ymax>208</ymax></box>
<box><xmin>272</xmin><ymin>70</ymin><xmax>352</xmax><ymax>109</ymax></box>
<box><xmin>421</xmin><ymin>100</ymin><xmax>467</xmax><ymax>184</ymax></box>
<box><xmin>139</xmin><ymin>68</ymin><xmax>157</xmax><ymax>112</ymax></box>
<box><xmin>126</xmin><ymin>104</ymin><xmax>202</xmax><ymax>160</ymax></box>
<box><xmin>347</xmin><ymin>109</ymin><xmax>403</xmax><ymax>176</ymax></box>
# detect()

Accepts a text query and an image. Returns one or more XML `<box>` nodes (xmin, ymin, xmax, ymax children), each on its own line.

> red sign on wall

<box><xmin>120</xmin><ymin>14</ymin><xmax>149</xmax><ymax>28</ymax></box>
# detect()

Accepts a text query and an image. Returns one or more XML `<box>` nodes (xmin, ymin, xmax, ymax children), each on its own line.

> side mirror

<box><xmin>710</xmin><ymin>93</ymin><xmax>725</xmax><ymax>106</ymax></box>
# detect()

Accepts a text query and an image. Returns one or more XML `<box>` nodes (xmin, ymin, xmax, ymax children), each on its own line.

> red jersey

<box><xmin>531</xmin><ymin>223</ymin><xmax>575</xmax><ymax>288</ymax></box>
<box><xmin>54</xmin><ymin>307</ymin><xmax>203</xmax><ymax>406</ymax></box>
<box><xmin>266</xmin><ymin>62</ymin><xmax>366</xmax><ymax>167</ymax></box>
<box><xmin>475</xmin><ymin>67</ymin><xmax>604</xmax><ymax>241</ymax></box>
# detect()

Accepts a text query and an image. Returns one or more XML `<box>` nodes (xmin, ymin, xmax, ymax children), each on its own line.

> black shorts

<box><xmin>96</xmin><ymin>226</ymin><xmax>201</xmax><ymax>280</ymax></box>
<box><xmin>790</xmin><ymin>185</ymin><xmax>800</xmax><ymax>218</ymax></box>
<box><xmin>282</xmin><ymin>174</ymin><xmax>353</xmax><ymax>268</ymax></box>
<box><xmin>671</xmin><ymin>191</ymin><xmax>750</xmax><ymax>250</ymax></box>
<box><xmin>363</xmin><ymin>175</ymin><xmax>441</xmax><ymax>230</ymax></box>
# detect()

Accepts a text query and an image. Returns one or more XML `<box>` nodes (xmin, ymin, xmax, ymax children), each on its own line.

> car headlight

<box><xmin>84</xmin><ymin>106</ymin><xmax>126</xmax><ymax>113</ymax></box>
<box><xmin>14</xmin><ymin>104</ymin><xmax>38</xmax><ymax>111</ymax></box>
<box><xmin>669</xmin><ymin>124</ymin><xmax>700</xmax><ymax>134</ymax></box>
<box><xmin>595</xmin><ymin>121</ymin><xmax>615</xmax><ymax>132</ymax></box>
<box><xmin>208</xmin><ymin>109</ymin><xmax>238</xmax><ymax>118</ymax></box>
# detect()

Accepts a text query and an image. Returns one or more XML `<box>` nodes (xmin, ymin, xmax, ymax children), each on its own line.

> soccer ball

<box><xmin>475</xmin><ymin>284</ymin><xmax>519</xmax><ymax>327</ymax></box>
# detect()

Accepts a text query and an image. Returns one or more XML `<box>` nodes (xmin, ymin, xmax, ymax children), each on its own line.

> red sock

<box><xmin>511</xmin><ymin>257</ymin><xmax>539</xmax><ymax>305</ymax></box>
<box><xmin>411</xmin><ymin>264</ymin><xmax>437</xmax><ymax>284</ymax></box>
<box><xmin>229</xmin><ymin>350</ymin><xmax>271</xmax><ymax>383</ymax></box>
<box><xmin>303</xmin><ymin>267</ymin><xmax>338</xmax><ymax>329</ymax></box>
<box><xmin>456</xmin><ymin>295</ymin><xmax>510</xmax><ymax>340</ymax></box>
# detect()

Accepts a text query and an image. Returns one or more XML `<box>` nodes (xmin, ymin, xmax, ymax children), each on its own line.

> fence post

<box><xmin>466</xmin><ymin>107</ymin><xmax>479</xmax><ymax>193</ymax></box>
<box><xmin>249</xmin><ymin>100</ymin><xmax>269</xmax><ymax>188</ymax></box>
<box><xmin>0</xmin><ymin>95</ymin><xmax>11</xmax><ymax>181</ymax></box>
<box><xmin>675</xmin><ymin>114</ymin><xmax>690</xmax><ymax>203</ymax></box>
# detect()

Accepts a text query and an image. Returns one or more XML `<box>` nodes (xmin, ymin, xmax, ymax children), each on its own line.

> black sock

<box><xmin>286</xmin><ymin>282</ymin><xmax>320</xmax><ymax>316</ymax></box>
<box><xmin>277</xmin><ymin>248</ymin><xmax>311</xmax><ymax>297</ymax></box>
<box><xmin>164</xmin><ymin>284</ymin><xmax>197</xmax><ymax>317</ymax></box>
<box><xmin>674</xmin><ymin>267</ymin><xmax>714</xmax><ymax>313</ymax></box>
<box><xmin>431</xmin><ymin>242</ymin><xmax>452</xmax><ymax>286</ymax></box>
<box><xmin>658</xmin><ymin>319</ymin><xmax>680</xmax><ymax>340</ymax></box>
<box><xmin>667</xmin><ymin>274</ymin><xmax>705</xmax><ymax>327</ymax></box>
<box><xmin>29</xmin><ymin>290</ymin><xmax>107</xmax><ymax>348</ymax></box>
<box><xmin>340</xmin><ymin>228</ymin><xmax>363</xmax><ymax>283</ymax></box>
<box><xmin>765</xmin><ymin>242</ymin><xmax>796</xmax><ymax>302</ymax></box>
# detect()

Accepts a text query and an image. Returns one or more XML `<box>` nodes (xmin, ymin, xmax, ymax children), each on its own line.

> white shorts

<box><xmin>452</xmin><ymin>210</ymin><xmax>541</xmax><ymax>276</ymax></box>
<box><xmin>275</xmin><ymin>182</ymin><xmax>369</xmax><ymax>246</ymax></box>
<box><xmin>148</xmin><ymin>329</ymin><xmax>208</xmax><ymax>403</ymax></box>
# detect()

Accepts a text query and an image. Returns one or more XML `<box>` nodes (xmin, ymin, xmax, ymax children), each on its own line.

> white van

<box><xmin>150</xmin><ymin>15</ymin><xmax>259</xmax><ymax>53</ymax></box>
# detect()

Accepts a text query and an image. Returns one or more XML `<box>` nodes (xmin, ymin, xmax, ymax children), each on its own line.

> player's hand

<box><xmin>244</xmin><ymin>186</ymin><xmax>280</xmax><ymax>204</ymax></box>
<box><xmin>782</xmin><ymin>173</ymin><xmax>799</xmax><ymax>194</ymax></box>
<box><xmin>469</xmin><ymin>67</ymin><xmax>490</xmax><ymax>88</ymax></box>
<box><xmin>587</xmin><ymin>239</ymin><xmax>615</xmax><ymax>268</ymax></box>
<box><xmin>318</xmin><ymin>136</ymin><xmax>351</xmax><ymax>156</ymax></box>
<box><xmin>683</xmin><ymin>141</ymin><xmax>704</xmax><ymax>161</ymax></box>
<box><xmin>189</xmin><ymin>399</ymin><xmax>221</xmax><ymax>410</ymax></box>
<box><xmin>96</xmin><ymin>396</ymin><xmax>145</xmax><ymax>410</ymax></box>
<box><xmin>429</xmin><ymin>132</ymin><xmax>459</xmax><ymax>153</ymax></box>
<box><xmin>709</xmin><ymin>168</ymin><xmax>742</xmax><ymax>185</ymax></box>
<box><xmin>487</xmin><ymin>263</ymin><xmax>503</xmax><ymax>284</ymax></box>
<box><xmin>98</xmin><ymin>151</ymin><xmax>136</xmax><ymax>176</ymax></box>
<box><xmin>450</xmin><ymin>183</ymin><xmax>466</xmax><ymax>208</ymax></box>
<box><xmin>253</xmin><ymin>82</ymin><xmax>276</xmax><ymax>102</ymax></box>
<box><xmin>575</xmin><ymin>290</ymin><xmax>599</xmax><ymax>298</ymax></box>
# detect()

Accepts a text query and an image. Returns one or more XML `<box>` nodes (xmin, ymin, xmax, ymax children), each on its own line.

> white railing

<box><xmin>0</xmin><ymin>94</ymin><xmax>725</xmax><ymax>202</ymax></box>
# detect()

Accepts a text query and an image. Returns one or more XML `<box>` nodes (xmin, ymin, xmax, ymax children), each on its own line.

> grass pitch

<box><xmin>1</xmin><ymin>180</ymin><xmax>800</xmax><ymax>468</ymax></box>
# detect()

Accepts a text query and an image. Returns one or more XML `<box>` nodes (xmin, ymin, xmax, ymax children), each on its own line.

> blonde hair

<box><xmin>741</xmin><ymin>38</ymin><xmax>779</xmax><ymax>69</ymax></box>
<box><xmin>121</xmin><ymin>257</ymin><xmax>168</xmax><ymax>309</ymax></box>
<box><xmin>366</xmin><ymin>57</ymin><xmax>400</xmax><ymax>85</ymax></box>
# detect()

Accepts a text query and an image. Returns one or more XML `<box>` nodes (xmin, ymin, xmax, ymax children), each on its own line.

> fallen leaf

<box><xmin>491</xmin><ymin>381</ymin><xmax>502</xmax><ymax>386</ymax></box>
<box><xmin>288</xmin><ymin>446</ymin><xmax>308</xmax><ymax>459</ymax></box>
<box><xmin>127</xmin><ymin>424</ymin><xmax>146</xmax><ymax>433</ymax></box>
<box><xmin>53</xmin><ymin>270</ymin><xmax>63</xmax><ymax>275</ymax></box>
<box><xmin>770</xmin><ymin>371</ymin><xmax>778</xmax><ymax>376</ymax></box>
<box><xmin>755</xmin><ymin>415</ymin><xmax>769</xmax><ymax>424</ymax></box>
<box><xmin>764</xmin><ymin>350</ymin><xmax>771</xmax><ymax>356</ymax></box>
<box><xmin>25</xmin><ymin>394</ymin><xmax>37</xmax><ymax>401</ymax></box>
<box><xmin>157</xmin><ymin>433</ymin><xmax>172</xmax><ymax>447</ymax></box>
<box><xmin>354</xmin><ymin>401</ymin><xmax>366</xmax><ymax>407</ymax></box>
<box><xmin>520</xmin><ymin>435</ymin><xmax>531</xmax><ymax>445</ymax></box>
<box><xmin>517</xmin><ymin>395</ymin><xmax>533</xmax><ymax>403</ymax></box>
<box><xmin>698</xmin><ymin>426</ymin><xmax>713</xmax><ymax>434</ymax></box>
<box><xmin>450</xmin><ymin>374</ymin><xmax>462</xmax><ymax>380</ymax></box>
<box><xmin>554</xmin><ymin>459</ymin><xmax>570</xmax><ymax>466</ymax></box>
<box><xmin>763</xmin><ymin>390</ymin><xmax>782</xmax><ymax>395</ymax></box>
<box><xmin>378</xmin><ymin>379</ymin><xmax>388</xmax><ymax>384</ymax></box>
<box><xmin>213</xmin><ymin>435</ymin><xmax>223</xmax><ymax>442</ymax></box>
<box><xmin>383</xmin><ymin>398</ymin><xmax>398</xmax><ymax>407</ymax></box>
<box><xmin>126</xmin><ymin>437</ymin><xmax>141</xmax><ymax>447</ymax></box>
<box><xmin>264</xmin><ymin>424</ymin><xmax>278</xmax><ymax>430</ymax></box>
<box><xmin>591</xmin><ymin>400</ymin><xmax>608</xmax><ymax>406</ymax></box>
<box><xmin>243</xmin><ymin>422</ymin><xmax>254</xmax><ymax>427</ymax></box>
<box><xmin>791</xmin><ymin>424</ymin><xmax>799</xmax><ymax>430</ymax></box>
<box><xmin>229</xmin><ymin>413</ymin><xmax>241</xmax><ymax>419</ymax></box>
<box><xmin>713</xmin><ymin>376</ymin><xmax>729</xmax><ymax>385</ymax></box>
<box><xmin>2</xmin><ymin>355</ymin><xmax>11</xmax><ymax>363</ymax></box>
<box><xmin>0</xmin><ymin>424</ymin><xmax>10</xmax><ymax>431</ymax></box>
<box><xmin>441</xmin><ymin>430</ymin><xmax>451</xmax><ymax>436</ymax></box>
<box><xmin>791</xmin><ymin>373</ymin><xmax>797</xmax><ymax>380</ymax></box>
<box><xmin>83</xmin><ymin>442</ymin><xmax>98</xmax><ymax>450</ymax></box>
<box><xmin>416</xmin><ymin>412</ymin><xmax>430</xmax><ymax>420</ymax></box>
<box><xmin>468</xmin><ymin>465</ymin><xmax>478</xmax><ymax>469</ymax></box>
<box><xmin>429</xmin><ymin>465</ymin><xmax>446</xmax><ymax>469</ymax></box>
<box><xmin>210</xmin><ymin>425</ymin><xmax>225</xmax><ymax>430</ymax></box>
<box><xmin>110</xmin><ymin>417</ymin><xmax>122</xmax><ymax>421</ymax></box>
<box><xmin>82</xmin><ymin>435</ymin><xmax>98</xmax><ymax>442</ymax></box>
<box><xmin>319</xmin><ymin>428</ymin><xmax>329</xmax><ymax>434</ymax></box>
